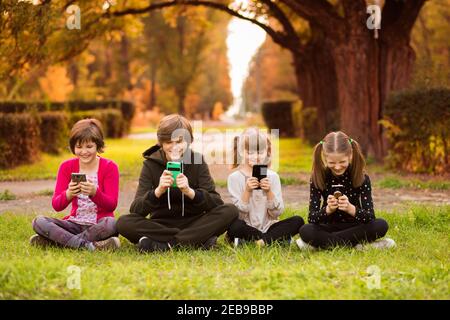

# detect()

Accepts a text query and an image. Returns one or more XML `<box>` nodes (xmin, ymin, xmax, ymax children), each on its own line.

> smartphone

<box><xmin>167</xmin><ymin>161</ymin><xmax>182</xmax><ymax>187</ymax></box>
<box><xmin>331</xmin><ymin>184</ymin><xmax>344</xmax><ymax>199</ymax></box>
<box><xmin>71</xmin><ymin>173</ymin><xmax>87</xmax><ymax>184</ymax></box>
<box><xmin>252</xmin><ymin>165</ymin><xmax>268</xmax><ymax>189</ymax></box>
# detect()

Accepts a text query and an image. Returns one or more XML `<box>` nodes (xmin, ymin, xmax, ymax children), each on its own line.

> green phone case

<box><xmin>167</xmin><ymin>161</ymin><xmax>182</xmax><ymax>187</ymax></box>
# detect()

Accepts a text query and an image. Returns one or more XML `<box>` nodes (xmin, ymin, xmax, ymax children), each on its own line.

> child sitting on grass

<box><xmin>226</xmin><ymin>128</ymin><xmax>304</xmax><ymax>247</ymax></box>
<box><xmin>30</xmin><ymin>119</ymin><xmax>120</xmax><ymax>251</ymax></box>
<box><xmin>298</xmin><ymin>131</ymin><xmax>395</xmax><ymax>250</ymax></box>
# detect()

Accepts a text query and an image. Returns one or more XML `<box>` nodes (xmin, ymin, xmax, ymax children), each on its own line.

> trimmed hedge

<box><xmin>0</xmin><ymin>100</ymin><xmax>135</xmax><ymax>135</ymax></box>
<box><xmin>70</xmin><ymin>109</ymin><xmax>124</xmax><ymax>138</ymax></box>
<box><xmin>0</xmin><ymin>113</ymin><xmax>40</xmax><ymax>169</ymax></box>
<box><xmin>39</xmin><ymin>111</ymin><xmax>69</xmax><ymax>154</ymax></box>
<box><xmin>381</xmin><ymin>87</ymin><xmax>450</xmax><ymax>174</ymax></box>
<box><xmin>291</xmin><ymin>101</ymin><xmax>323</xmax><ymax>144</ymax></box>
<box><xmin>261</xmin><ymin>101</ymin><xmax>296</xmax><ymax>137</ymax></box>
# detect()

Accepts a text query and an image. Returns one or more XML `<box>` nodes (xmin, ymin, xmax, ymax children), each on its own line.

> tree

<box><xmin>108</xmin><ymin>0</ymin><xmax>427</xmax><ymax>159</ymax></box>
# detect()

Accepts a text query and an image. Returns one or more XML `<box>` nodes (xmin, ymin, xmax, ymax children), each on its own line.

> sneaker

<box><xmin>355</xmin><ymin>238</ymin><xmax>396</xmax><ymax>250</ymax></box>
<box><xmin>29</xmin><ymin>234</ymin><xmax>54</xmax><ymax>248</ymax></box>
<box><xmin>92</xmin><ymin>237</ymin><xmax>121</xmax><ymax>251</ymax></box>
<box><xmin>138</xmin><ymin>236</ymin><xmax>170</xmax><ymax>253</ymax></box>
<box><xmin>296</xmin><ymin>238</ymin><xmax>316</xmax><ymax>251</ymax></box>
<box><xmin>201</xmin><ymin>236</ymin><xmax>218</xmax><ymax>250</ymax></box>
<box><xmin>255</xmin><ymin>239</ymin><xmax>265</xmax><ymax>247</ymax></box>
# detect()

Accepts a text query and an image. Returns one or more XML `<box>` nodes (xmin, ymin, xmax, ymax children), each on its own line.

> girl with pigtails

<box><xmin>226</xmin><ymin>128</ymin><xmax>304</xmax><ymax>247</ymax></box>
<box><xmin>297</xmin><ymin>131</ymin><xmax>395</xmax><ymax>250</ymax></box>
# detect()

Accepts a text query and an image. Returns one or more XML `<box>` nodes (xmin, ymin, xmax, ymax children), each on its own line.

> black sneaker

<box><xmin>138</xmin><ymin>236</ymin><xmax>171</xmax><ymax>253</ymax></box>
<box><xmin>201</xmin><ymin>236</ymin><xmax>218</xmax><ymax>250</ymax></box>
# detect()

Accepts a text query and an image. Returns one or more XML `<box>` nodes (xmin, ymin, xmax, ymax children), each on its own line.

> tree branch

<box><xmin>382</xmin><ymin>0</ymin><xmax>426</xmax><ymax>40</ymax></box>
<box><xmin>278</xmin><ymin>0</ymin><xmax>344</xmax><ymax>36</ymax></box>
<box><xmin>106</xmin><ymin>0</ymin><xmax>293</xmax><ymax>50</ymax></box>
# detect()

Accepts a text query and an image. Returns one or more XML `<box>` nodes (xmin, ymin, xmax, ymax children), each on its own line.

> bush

<box><xmin>69</xmin><ymin>109</ymin><xmax>124</xmax><ymax>138</ymax></box>
<box><xmin>38</xmin><ymin>111</ymin><xmax>69</xmax><ymax>154</ymax></box>
<box><xmin>0</xmin><ymin>113</ymin><xmax>40</xmax><ymax>169</ymax></box>
<box><xmin>291</xmin><ymin>101</ymin><xmax>324</xmax><ymax>144</ymax></box>
<box><xmin>0</xmin><ymin>100</ymin><xmax>135</xmax><ymax>135</ymax></box>
<box><xmin>261</xmin><ymin>101</ymin><xmax>296</xmax><ymax>137</ymax></box>
<box><xmin>381</xmin><ymin>87</ymin><xmax>450</xmax><ymax>174</ymax></box>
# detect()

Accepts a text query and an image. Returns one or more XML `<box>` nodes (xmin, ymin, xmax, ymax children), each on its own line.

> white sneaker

<box><xmin>356</xmin><ymin>238</ymin><xmax>396</xmax><ymax>250</ymax></box>
<box><xmin>296</xmin><ymin>238</ymin><xmax>316</xmax><ymax>251</ymax></box>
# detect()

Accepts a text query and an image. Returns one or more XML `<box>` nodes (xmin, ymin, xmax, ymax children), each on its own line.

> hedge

<box><xmin>0</xmin><ymin>113</ymin><xmax>40</xmax><ymax>169</ymax></box>
<box><xmin>261</xmin><ymin>101</ymin><xmax>296</xmax><ymax>137</ymax></box>
<box><xmin>39</xmin><ymin>111</ymin><xmax>69</xmax><ymax>154</ymax></box>
<box><xmin>0</xmin><ymin>100</ymin><xmax>135</xmax><ymax>135</ymax></box>
<box><xmin>381</xmin><ymin>87</ymin><xmax>450</xmax><ymax>174</ymax></box>
<box><xmin>69</xmin><ymin>109</ymin><xmax>124</xmax><ymax>138</ymax></box>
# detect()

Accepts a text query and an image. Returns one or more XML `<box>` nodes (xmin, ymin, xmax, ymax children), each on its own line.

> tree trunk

<box><xmin>120</xmin><ymin>33</ymin><xmax>132</xmax><ymax>90</ymax></box>
<box><xmin>149</xmin><ymin>60</ymin><xmax>157</xmax><ymax>111</ymax></box>
<box><xmin>292</xmin><ymin>33</ymin><xmax>339</xmax><ymax>142</ymax></box>
<box><xmin>176</xmin><ymin>87</ymin><xmax>186</xmax><ymax>115</ymax></box>
<box><xmin>328</xmin><ymin>26</ymin><xmax>417</xmax><ymax>159</ymax></box>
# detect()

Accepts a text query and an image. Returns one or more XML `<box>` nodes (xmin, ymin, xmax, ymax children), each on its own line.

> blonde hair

<box><xmin>232</xmin><ymin>128</ymin><xmax>272</xmax><ymax>169</ymax></box>
<box><xmin>312</xmin><ymin>131</ymin><xmax>366</xmax><ymax>190</ymax></box>
<box><xmin>156</xmin><ymin>114</ymin><xmax>193</xmax><ymax>145</ymax></box>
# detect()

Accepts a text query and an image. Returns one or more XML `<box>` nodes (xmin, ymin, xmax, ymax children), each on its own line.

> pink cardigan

<box><xmin>52</xmin><ymin>157</ymin><xmax>119</xmax><ymax>222</ymax></box>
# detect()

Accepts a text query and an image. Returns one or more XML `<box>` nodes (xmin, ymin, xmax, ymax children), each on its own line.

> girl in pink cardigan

<box><xmin>30</xmin><ymin>119</ymin><xmax>120</xmax><ymax>251</ymax></box>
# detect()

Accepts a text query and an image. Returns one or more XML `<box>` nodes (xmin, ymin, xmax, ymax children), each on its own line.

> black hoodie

<box><xmin>129</xmin><ymin>145</ymin><xmax>224</xmax><ymax>219</ymax></box>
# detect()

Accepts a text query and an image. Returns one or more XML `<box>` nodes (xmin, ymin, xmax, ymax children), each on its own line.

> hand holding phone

<box><xmin>252</xmin><ymin>165</ymin><xmax>268</xmax><ymax>190</ymax></box>
<box><xmin>166</xmin><ymin>161</ymin><xmax>182</xmax><ymax>188</ymax></box>
<box><xmin>71</xmin><ymin>173</ymin><xmax>87</xmax><ymax>184</ymax></box>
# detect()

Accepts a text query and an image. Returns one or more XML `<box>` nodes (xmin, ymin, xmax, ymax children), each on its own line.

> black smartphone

<box><xmin>71</xmin><ymin>173</ymin><xmax>87</xmax><ymax>184</ymax></box>
<box><xmin>331</xmin><ymin>184</ymin><xmax>344</xmax><ymax>199</ymax></box>
<box><xmin>252</xmin><ymin>165</ymin><xmax>268</xmax><ymax>189</ymax></box>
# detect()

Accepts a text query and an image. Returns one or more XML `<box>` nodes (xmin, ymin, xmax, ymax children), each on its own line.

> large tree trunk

<box><xmin>292</xmin><ymin>30</ymin><xmax>339</xmax><ymax>141</ymax></box>
<box><xmin>331</xmin><ymin>35</ymin><xmax>415</xmax><ymax>159</ymax></box>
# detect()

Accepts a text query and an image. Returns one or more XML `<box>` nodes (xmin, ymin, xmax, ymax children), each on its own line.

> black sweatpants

<box><xmin>117</xmin><ymin>204</ymin><xmax>238</xmax><ymax>246</ymax></box>
<box><xmin>227</xmin><ymin>216</ymin><xmax>304</xmax><ymax>244</ymax></box>
<box><xmin>299</xmin><ymin>218</ymin><xmax>388</xmax><ymax>249</ymax></box>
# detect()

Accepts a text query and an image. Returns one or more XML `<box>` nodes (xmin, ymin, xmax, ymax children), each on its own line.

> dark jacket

<box><xmin>129</xmin><ymin>145</ymin><xmax>224</xmax><ymax>219</ymax></box>
<box><xmin>308</xmin><ymin>168</ymin><xmax>376</xmax><ymax>224</ymax></box>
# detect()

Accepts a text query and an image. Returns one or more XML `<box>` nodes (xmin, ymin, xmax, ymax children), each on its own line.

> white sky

<box><xmin>225</xmin><ymin>16</ymin><xmax>266</xmax><ymax>117</ymax></box>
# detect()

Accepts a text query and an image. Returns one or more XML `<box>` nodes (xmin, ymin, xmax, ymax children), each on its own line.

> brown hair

<box><xmin>232</xmin><ymin>128</ymin><xmax>272</xmax><ymax>169</ymax></box>
<box><xmin>69</xmin><ymin>118</ymin><xmax>105</xmax><ymax>154</ymax></box>
<box><xmin>157</xmin><ymin>114</ymin><xmax>193</xmax><ymax>145</ymax></box>
<box><xmin>312</xmin><ymin>131</ymin><xmax>366</xmax><ymax>190</ymax></box>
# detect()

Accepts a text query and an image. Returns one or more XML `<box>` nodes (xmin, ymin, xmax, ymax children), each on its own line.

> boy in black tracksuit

<box><xmin>117</xmin><ymin>115</ymin><xmax>238</xmax><ymax>252</ymax></box>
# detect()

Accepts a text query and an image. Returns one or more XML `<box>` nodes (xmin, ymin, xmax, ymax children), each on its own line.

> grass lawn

<box><xmin>1</xmin><ymin>137</ymin><xmax>449</xmax><ymax>192</ymax></box>
<box><xmin>0</xmin><ymin>204</ymin><xmax>448</xmax><ymax>299</ymax></box>
<box><xmin>0</xmin><ymin>138</ymin><xmax>313</xmax><ymax>182</ymax></box>
<box><xmin>0</xmin><ymin>138</ymin><xmax>157</xmax><ymax>182</ymax></box>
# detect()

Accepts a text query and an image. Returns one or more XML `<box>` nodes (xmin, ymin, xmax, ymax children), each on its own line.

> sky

<box><xmin>225</xmin><ymin>15</ymin><xmax>266</xmax><ymax>117</ymax></box>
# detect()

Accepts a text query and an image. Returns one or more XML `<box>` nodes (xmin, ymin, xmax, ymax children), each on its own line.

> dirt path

<box><xmin>1</xmin><ymin>178</ymin><xmax>449</xmax><ymax>216</ymax></box>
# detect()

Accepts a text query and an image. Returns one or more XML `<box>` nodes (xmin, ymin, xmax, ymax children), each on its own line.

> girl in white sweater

<box><xmin>226</xmin><ymin>128</ymin><xmax>304</xmax><ymax>246</ymax></box>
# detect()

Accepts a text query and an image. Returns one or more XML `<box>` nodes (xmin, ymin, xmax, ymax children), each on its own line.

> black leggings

<box><xmin>227</xmin><ymin>216</ymin><xmax>304</xmax><ymax>244</ymax></box>
<box><xmin>299</xmin><ymin>218</ymin><xmax>389</xmax><ymax>249</ymax></box>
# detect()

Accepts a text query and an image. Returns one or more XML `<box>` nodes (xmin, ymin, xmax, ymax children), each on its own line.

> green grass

<box><xmin>33</xmin><ymin>189</ymin><xmax>54</xmax><ymax>197</ymax></box>
<box><xmin>277</xmin><ymin>138</ymin><xmax>313</xmax><ymax>173</ymax></box>
<box><xmin>0</xmin><ymin>138</ymin><xmax>157</xmax><ymax>182</ymax></box>
<box><xmin>0</xmin><ymin>137</ymin><xmax>312</xmax><ymax>182</ymax></box>
<box><xmin>0</xmin><ymin>204</ymin><xmax>448</xmax><ymax>299</ymax></box>
<box><xmin>0</xmin><ymin>189</ymin><xmax>16</xmax><ymax>200</ymax></box>
<box><xmin>1</xmin><ymin>136</ymin><xmax>448</xmax><ymax>192</ymax></box>
<box><xmin>375</xmin><ymin>176</ymin><xmax>450</xmax><ymax>190</ymax></box>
